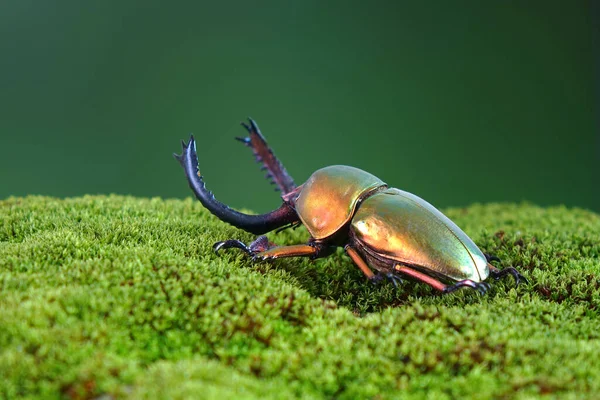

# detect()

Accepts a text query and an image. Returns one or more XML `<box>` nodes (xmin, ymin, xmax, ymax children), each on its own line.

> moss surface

<box><xmin>1</xmin><ymin>195</ymin><xmax>599</xmax><ymax>399</ymax></box>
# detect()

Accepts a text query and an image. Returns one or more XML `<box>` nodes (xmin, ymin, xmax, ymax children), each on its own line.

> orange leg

<box><xmin>394</xmin><ymin>265</ymin><xmax>491</xmax><ymax>294</ymax></box>
<box><xmin>344</xmin><ymin>246</ymin><xmax>376</xmax><ymax>279</ymax></box>
<box><xmin>214</xmin><ymin>235</ymin><xmax>326</xmax><ymax>261</ymax></box>
<box><xmin>393</xmin><ymin>265</ymin><xmax>446</xmax><ymax>291</ymax></box>
<box><xmin>256</xmin><ymin>244</ymin><xmax>318</xmax><ymax>260</ymax></box>
<box><xmin>344</xmin><ymin>246</ymin><xmax>403</xmax><ymax>287</ymax></box>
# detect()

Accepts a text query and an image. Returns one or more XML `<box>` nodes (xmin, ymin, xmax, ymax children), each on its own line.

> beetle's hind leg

<box><xmin>394</xmin><ymin>265</ymin><xmax>491</xmax><ymax>295</ymax></box>
<box><xmin>236</xmin><ymin>118</ymin><xmax>296</xmax><ymax>195</ymax></box>
<box><xmin>214</xmin><ymin>236</ymin><xmax>333</xmax><ymax>261</ymax></box>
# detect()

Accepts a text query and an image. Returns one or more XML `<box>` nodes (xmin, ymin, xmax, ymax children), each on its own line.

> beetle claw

<box><xmin>386</xmin><ymin>273</ymin><xmax>403</xmax><ymax>288</ymax></box>
<box><xmin>213</xmin><ymin>236</ymin><xmax>275</xmax><ymax>261</ymax></box>
<box><xmin>213</xmin><ymin>239</ymin><xmax>253</xmax><ymax>256</ymax></box>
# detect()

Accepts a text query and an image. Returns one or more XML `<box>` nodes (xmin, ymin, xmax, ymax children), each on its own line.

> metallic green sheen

<box><xmin>351</xmin><ymin>188</ymin><xmax>489</xmax><ymax>282</ymax></box>
<box><xmin>295</xmin><ymin>165</ymin><xmax>385</xmax><ymax>240</ymax></box>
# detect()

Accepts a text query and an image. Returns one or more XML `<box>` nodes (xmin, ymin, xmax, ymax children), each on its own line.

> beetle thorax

<box><xmin>293</xmin><ymin>165</ymin><xmax>386</xmax><ymax>240</ymax></box>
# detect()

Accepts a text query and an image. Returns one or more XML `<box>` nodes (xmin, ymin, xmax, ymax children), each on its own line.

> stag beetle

<box><xmin>174</xmin><ymin>118</ymin><xmax>526</xmax><ymax>294</ymax></box>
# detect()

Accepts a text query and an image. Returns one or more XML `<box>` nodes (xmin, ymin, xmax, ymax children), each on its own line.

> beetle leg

<box><xmin>213</xmin><ymin>239</ymin><xmax>252</xmax><ymax>255</ymax></box>
<box><xmin>384</xmin><ymin>273</ymin><xmax>403</xmax><ymax>288</ymax></box>
<box><xmin>394</xmin><ymin>265</ymin><xmax>491</xmax><ymax>295</ymax></box>
<box><xmin>236</xmin><ymin>118</ymin><xmax>297</xmax><ymax>195</ymax></box>
<box><xmin>488</xmin><ymin>264</ymin><xmax>529</xmax><ymax>286</ymax></box>
<box><xmin>443</xmin><ymin>280</ymin><xmax>491</xmax><ymax>295</ymax></box>
<box><xmin>343</xmin><ymin>245</ymin><xmax>402</xmax><ymax>287</ymax></box>
<box><xmin>215</xmin><ymin>236</ymin><xmax>332</xmax><ymax>261</ymax></box>
<box><xmin>344</xmin><ymin>245</ymin><xmax>377</xmax><ymax>280</ymax></box>
<box><xmin>213</xmin><ymin>235</ymin><xmax>272</xmax><ymax>256</ymax></box>
<box><xmin>254</xmin><ymin>243</ymin><xmax>330</xmax><ymax>261</ymax></box>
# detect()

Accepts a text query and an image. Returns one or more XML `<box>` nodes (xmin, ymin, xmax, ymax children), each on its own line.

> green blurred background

<box><xmin>1</xmin><ymin>1</ymin><xmax>598</xmax><ymax>214</ymax></box>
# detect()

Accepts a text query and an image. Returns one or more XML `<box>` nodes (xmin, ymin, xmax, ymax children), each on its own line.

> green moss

<box><xmin>1</xmin><ymin>195</ymin><xmax>599</xmax><ymax>399</ymax></box>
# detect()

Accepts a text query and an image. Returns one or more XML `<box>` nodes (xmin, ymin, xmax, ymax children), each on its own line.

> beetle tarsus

<box><xmin>213</xmin><ymin>235</ymin><xmax>272</xmax><ymax>257</ymax></box>
<box><xmin>490</xmin><ymin>267</ymin><xmax>529</xmax><ymax>286</ymax></box>
<box><xmin>443</xmin><ymin>280</ymin><xmax>491</xmax><ymax>295</ymax></box>
<box><xmin>214</xmin><ymin>237</ymin><xmax>327</xmax><ymax>262</ymax></box>
<box><xmin>213</xmin><ymin>239</ymin><xmax>253</xmax><ymax>256</ymax></box>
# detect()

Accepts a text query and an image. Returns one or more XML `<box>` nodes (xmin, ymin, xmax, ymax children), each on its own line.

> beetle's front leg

<box><xmin>213</xmin><ymin>235</ymin><xmax>272</xmax><ymax>256</ymax></box>
<box><xmin>214</xmin><ymin>236</ymin><xmax>332</xmax><ymax>261</ymax></box>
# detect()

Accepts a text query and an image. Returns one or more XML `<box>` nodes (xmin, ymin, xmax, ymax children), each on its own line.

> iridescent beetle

<box><xmin>174</xmin><ymin>118</ymin><xmax>526</xmax><ymax>294</ymax></box>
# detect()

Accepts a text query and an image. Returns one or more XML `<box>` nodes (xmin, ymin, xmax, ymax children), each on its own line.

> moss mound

<box><xmin>1</xmin><ymin>195</ymin><xmax>599</xmax><ymax>399</ymax></box>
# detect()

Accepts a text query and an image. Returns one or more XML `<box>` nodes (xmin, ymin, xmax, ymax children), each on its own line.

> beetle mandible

<box><xmin>174</xmin><ymin>118</ymin><xmax>526</xmax><ymax>294</ymax></box>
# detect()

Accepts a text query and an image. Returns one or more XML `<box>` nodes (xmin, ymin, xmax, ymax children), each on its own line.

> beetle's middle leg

<box><xmin>344</xmin><ymin>246</ymin><xmax>403</xmax><ymax>287</ymax></box>
<box><xmin>214</xmin><ymin>236</ymin><xmax>334</xmax><ymax>261</ymax></box>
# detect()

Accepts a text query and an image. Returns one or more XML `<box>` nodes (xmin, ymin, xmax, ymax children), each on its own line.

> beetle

<box><xmin>174</xmin><ymin>118</ymin><xmax>526</xmax><ymax>294</ymax></box>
